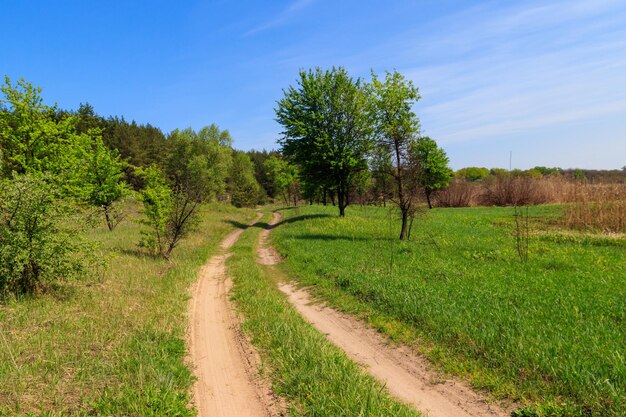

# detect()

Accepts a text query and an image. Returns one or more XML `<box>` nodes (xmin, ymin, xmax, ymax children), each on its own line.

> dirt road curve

<box><xmin>264</xmin><ymin>211</ymin><xmax>510</xmax><ymax>417</ymax></box>
<box><xmin>189</xmin><ymin>213</ymin><xmax>275</xmax><ymax>417</ymax></box>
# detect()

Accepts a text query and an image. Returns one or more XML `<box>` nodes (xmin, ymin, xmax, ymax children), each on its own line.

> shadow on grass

<box><xmin>292</xmin><ymin>233</ymin><xmax>373</xmax><ymax>242</ymax></box>
<box><xmin>223</xmin><ymin>213</ymin><xmax>333</xmax><ymax>231</ymax></box>
<box><xmin>223</xmin><ymin>219</ymin><xmax>253</xmax><ymax>230</ymax></box>
<box><xmin>273</xmin><ymin>214</ymin><xmax>333</xmax><ymax>228</ymax></box>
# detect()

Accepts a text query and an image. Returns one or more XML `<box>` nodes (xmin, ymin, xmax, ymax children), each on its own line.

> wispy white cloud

<box><xmin>388</xmin><ymin>0</ymin><xmax>626</xmax><ymax>150</ymax></box>
<box><xmin>243</xmin><ymin>0</ymin><xmax>318</xmax><ymax>36</ymax></box>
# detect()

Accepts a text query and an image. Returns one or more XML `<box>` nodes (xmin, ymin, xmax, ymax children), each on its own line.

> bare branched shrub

<box><xmin>435</xmin><ymin>179</ymin><xmax>479</xmax><ymax>207</ymax></box>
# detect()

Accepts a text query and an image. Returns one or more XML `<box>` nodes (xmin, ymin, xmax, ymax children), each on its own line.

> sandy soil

<box><xmin>189</xmin><ymin>213</ymin><xmax>281</xmax><ymax>417</ymax></box>
<box><xmin>262</xmin><ymin>211</ymin><xmax>512</xmax><ymax>417</ymax></box>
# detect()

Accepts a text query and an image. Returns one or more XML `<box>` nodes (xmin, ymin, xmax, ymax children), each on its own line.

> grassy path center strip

<box><xmin>227</xmin><ymin>211</ymin><xmax>420</xmax><ymax>417</ymax></box>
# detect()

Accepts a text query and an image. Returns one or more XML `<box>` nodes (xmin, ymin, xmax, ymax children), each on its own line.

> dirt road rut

<box><xmin>189</xmin><ymin>214</ymin><xmax>276</xmax><ymax>417</ymax></box>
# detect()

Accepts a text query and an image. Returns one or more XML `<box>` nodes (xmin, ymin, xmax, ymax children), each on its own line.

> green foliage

<box><xmin>99</xmin><ymin>117</ymin><xmax>169</xmax><ymax>175</ymax></box>
<box><xmin>246</xmin><ymin>149</ymin><xmax>281</xmax><ymax>199</ymax></box>
<box><xmin>276</xmin><ymin>67</ymin><xmax>372</xmax><ymax>216</ymax></box>
<box><xmin>229</xmin><ymin>151</ymin><xmax>261</xmax><ymax>208</ymax></box>
<box><xmin>456</xmin><ymin>166</ymin><xmax>490</xmax><ymax>181</ymax></box>
<box><xmin>0</xmin><ymin>174</ymin><xmax>94</xmax><ymax>297</ymax></box>
<box><xmin>263</xmin><ymin>155</ymin><xmax>299</xmax><ymax>205</ymax></box>
<box><xmin>572</xmin><ymin>168</ymin><xmax>586</xmax><ymax>182</ymax></box>
<box><xmin>489</xmin><ymin>168</ymin><xmax>509</xmax><ymax>177</ymax></box>
<box><xmin>532</xmin><ymin>166</ymin><xmax>562</xmax><ymax>176</ymax></box>
<box><xmin>137</xmin><ymin>125</ymin><xmax>235</xmax><ymax>257</ymax></box>
<box><xmin>367</xmin><ymin>70</ymin><xmax>423</xmax><ymax>238</ymax></box>
<box><xmin>138</xmin><ymin>166</ymin><xmax>174</xmax><ymax>257</ymax></box>
<box><xmin>165</xmin><ymin>126</ymin><xmax>232</xmax><ymax>202</ymax></box>
<box><xmin>84</xmin><ymin>135</ymin><xmax>129</xmax><ymax>230</ymax></box>
<box><xmin>0</xmin><ymin>77</ymin><xmax>93</xmax><ymax>198</ymax></box>
<box><xmin>368</xmin><ymin>70</ymin><xmax>421</xmax><ymax>148</ymax></box>
<box><xmin>411</xmin><ymin>136</ymin><xmax>453</xmax><ymax>208</ymax></box>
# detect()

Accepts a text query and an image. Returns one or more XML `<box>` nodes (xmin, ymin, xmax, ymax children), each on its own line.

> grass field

<box><xmin>0</xmin><ymin>203</ymin><xmax>255</xmax><ymax>416</ymax></box>
<box><xmin>271</xmin><ymin>204</ymin><xmax>626</xmax><ymax>417</ymax></box>
<box><xmin>227</xmin><ymin>212</ymin><xmax>420</xmax><ymax>417</ymax></box>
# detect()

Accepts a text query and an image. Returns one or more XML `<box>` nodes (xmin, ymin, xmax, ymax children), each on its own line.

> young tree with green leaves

<box><xmin>367</xmin><ymin>70</ymin><xmax>422</xmax><ymax>240</ymax></box>
<box><xmin>84</xmin><ymin>135</ymin><xmax>129</xmax><ymax>230</ymax></box>
<box><xmin>411</xmin><ymin>136</ymin><xmax>453</xmax><ymax>209</ymax></box>
<box><xmin>276</xmin><ymin>67</ymin><xmax>372</xmax><ymax>217</ymax></box>
<box><xmin>138</xmin><ymin>165</ymin><xmax>174</xmax><ymax>257</ymax></box>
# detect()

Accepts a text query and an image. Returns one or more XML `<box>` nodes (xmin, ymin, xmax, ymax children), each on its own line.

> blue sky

<box><xmin>2</xmin><ymin>0</ymin><xmax>625</xmax><ymax>169</ymax></box>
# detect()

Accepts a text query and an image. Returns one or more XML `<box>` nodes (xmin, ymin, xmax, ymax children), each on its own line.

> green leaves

<box><xmin>229</xmin><ymin>151</ymin><xmax>262</xmax><ymax>208</ymax></box>
<box><xmin>276</xmin><ymin>67</ymin><xmax>372</xmax><ymax>215</ymax></box>
<box><xmin>0</xmin><ymin>174</ymin><xmax>95</xmax><ymax>297</ymax></box>
<box><xmin>138</xmin><ymin>165</ymin><xmax>175</xmax><ymax>257</ymax></box>
<box><xmin>412</xmin><ymin>136</ymin><xmax>453</xmax><ymax>192</ymax></box>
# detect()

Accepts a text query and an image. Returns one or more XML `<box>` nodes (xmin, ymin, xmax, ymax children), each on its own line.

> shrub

<box><xmin>0</xmin><ymin>174</ymin><xmax>94</xmax><ymax>297</ymax></box>
<box><xmin>138</xmin><ymin>166</ymin><xmax>201</xmax><ymax>258</ymax></box>
<box><xmin>435</xmin><ymin>179</ymin><xmax>479</xmax><ymax>207</ymax></box>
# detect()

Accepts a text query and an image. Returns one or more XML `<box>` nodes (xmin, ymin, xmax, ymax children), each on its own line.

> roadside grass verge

<box><xmin>227</xmin><ymin>212</ymin><xmax>421</xmax><ymax>417</ymax></box>
<box><xmin>271</xmin><ymin>205</ymin><xmax>626</xmax><ymax>417</ymax></box>
<box><xmin>0</xmin><ymin>202</ymin><xmax>256</xmax><ymax>416</ymax></box>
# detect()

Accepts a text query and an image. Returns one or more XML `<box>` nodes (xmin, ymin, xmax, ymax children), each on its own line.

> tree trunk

<box><xmin>425</xmin><ymin>190</ymin><xmax>433</xmax><ymax>209</ymax></box>
<box><xmin>323</xmin><ymin>189</ymin><xmax>327</xmax><ymax>206</ymax></box>
<box><xmin>338</xmin><ymin>191</ymin><xmax>346</xmax><ymax>217</ymax></box>
<box><xmin>104</xmin><ymin>206</ymin><xmax>114</xmax><ymax>231</ymax></box>
<box><xmin>399</xmin><ymin>209</ymin><xmax>408</xmax><ymax>240</ymax></box>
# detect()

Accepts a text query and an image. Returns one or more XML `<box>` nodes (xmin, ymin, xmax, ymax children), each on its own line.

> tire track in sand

<box><xmin>189</xmin><ymin>213</ymin><xmax>279</xmax><ymax>417</ymax></box>
<box><xmin>260</xmin><ymin>211</ymin><xmax>512</xmax><ymax>417</ymax></box>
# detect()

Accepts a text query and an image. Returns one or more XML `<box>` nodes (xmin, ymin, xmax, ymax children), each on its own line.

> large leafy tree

<box><xmin>275</xmin><ymin>67</ymin><xmax>372</xmax><ymax>217</ymax></box>
<box><xmin>0</xmin><ymin>77</ymin><xmax>92</xmax><ymax>196</ymax></box>
<box><xmin>367</xmin><ymin>70</ymin><xmax>421</xmax><ymax>239</ymax></box>
<box><xmin>411</xmin><ymin>136</ymin><xmax>453</xmax><ymax>209</ymax></box>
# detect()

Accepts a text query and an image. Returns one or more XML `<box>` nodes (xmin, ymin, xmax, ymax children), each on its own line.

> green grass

<box><xmin>227</xmin><ymin>212</ymin><xmax>421</xmax><ymax>417</ymax></box>
<box><xmin>271</xmin><ymin>204</ymin><xmax>626</xmax><ymax>417</ymax></box>
<box><xmin>0</xmin><ymin>202</ymin><xmax>256</xmax><ymax>416</ymax></box>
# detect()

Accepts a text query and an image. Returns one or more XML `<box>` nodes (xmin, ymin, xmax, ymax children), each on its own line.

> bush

<box><xmin>138</xmin><ymin>166</ymin><xmax>201</xmax><ymax>258</ymax></box>
<box><xmin>0</xmin><ymin>174</ymin><xmax>94</xmax><ymax>297</ymax></box>
<box><xmin>435</xmin><ymin>179</ymin><xmax>479</xmax><ymax>207</ymax></box>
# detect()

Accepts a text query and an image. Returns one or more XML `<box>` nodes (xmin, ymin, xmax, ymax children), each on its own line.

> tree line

<box><xmin>0</xmin><ymin>76</ymin><xmax>263</xmax><ymax>297</ymax></box>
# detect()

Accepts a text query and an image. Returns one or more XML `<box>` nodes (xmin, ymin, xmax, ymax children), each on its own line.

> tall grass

<box><xmin>436</xmin><ymin>174</ymin><xmax>626</xmax><ymax>233</ymax></box>
<box><xmin>272</xmin><ymin>205</ymin><xmax>626</xmax><ymax>417</ymax></box>
<box><xmin>563</xmin><ymin>183</ymin><xmax>626</xmax><ymax>233</ymax></box>
<box><xmin>0</xmin><ymin>202</ymin><xmax>256</xmax><ymax>416</ymax></box>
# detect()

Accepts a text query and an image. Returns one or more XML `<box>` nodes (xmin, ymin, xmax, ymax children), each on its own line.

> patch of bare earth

<box><xmin>188</xmin><ymin>213</ymin><xmax>283</xmax><ymax>417</ymax></box>
<box><xmin>262</xmin><ymin>211</ymin><xmax>512</xmax><ymax>417</ymax></box>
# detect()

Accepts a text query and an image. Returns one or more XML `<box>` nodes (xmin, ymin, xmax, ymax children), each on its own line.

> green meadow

<box><xmin>271</xmin><ymin>204</ymin><xmax>626</xmax><ymax>417</ymax></box>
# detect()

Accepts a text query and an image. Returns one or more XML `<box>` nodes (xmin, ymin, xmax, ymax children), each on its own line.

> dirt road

<box><xmin>189</xmin><ymin>213</ymin><xmax>277</xmax><ymax>417</ymax></box>
<box><xmin>262</xmin><ymin>211</ymin><xmax>511</xmax><ymax>417</ymax></box>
